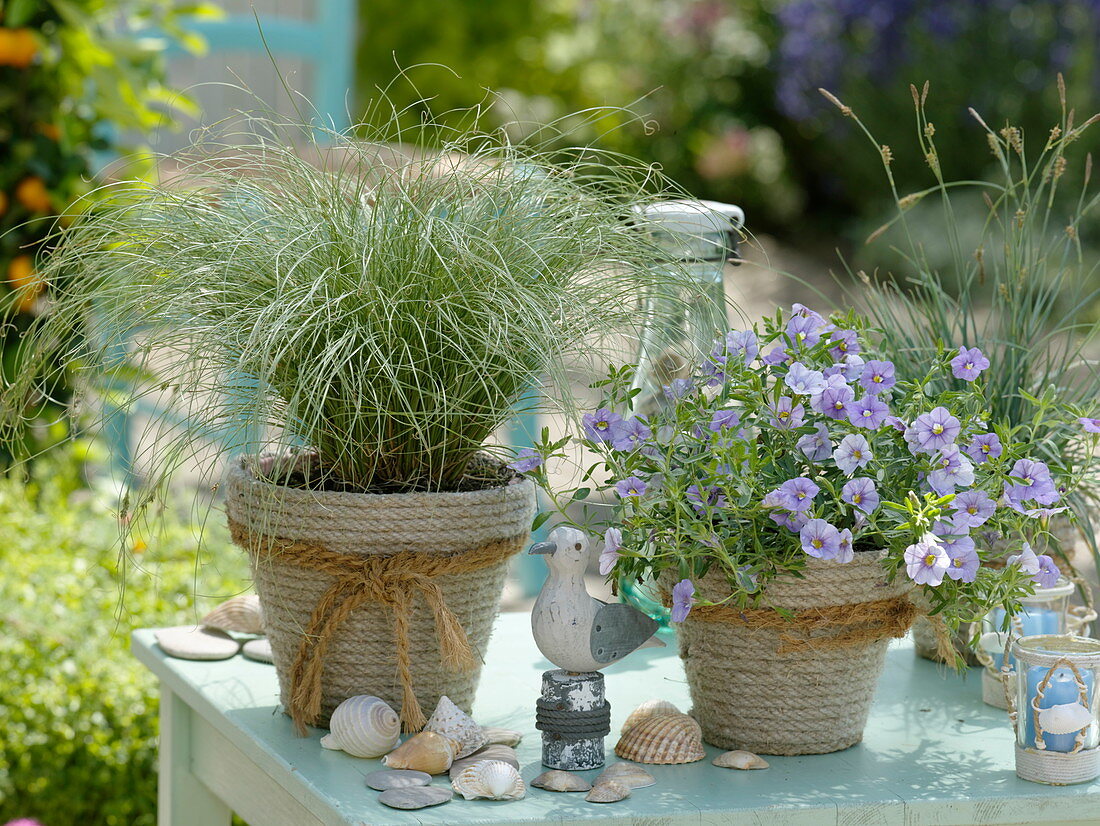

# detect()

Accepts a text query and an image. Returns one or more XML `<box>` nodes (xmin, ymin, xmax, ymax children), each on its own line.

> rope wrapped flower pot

<box><xmin>225</xmin><ymin>453</ymin><xmax>535</xmax><ymax>735</ymax></box>
<box><xmin>669</xmin><ymin>551</ymin><xmax>916</xmax><ymax>756</ymax></box>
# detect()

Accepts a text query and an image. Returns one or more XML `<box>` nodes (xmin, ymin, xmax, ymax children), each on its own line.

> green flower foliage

<box><xmin>0</xmin><ymin>453</ymin><xmax>246</xmax><ymax>825</ymax></box>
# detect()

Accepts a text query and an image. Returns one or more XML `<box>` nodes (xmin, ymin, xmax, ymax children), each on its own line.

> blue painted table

<box><xmin>132</xmin><ymin>616</ymin><xmax>1100</xmax><ymax>825</ymax></box>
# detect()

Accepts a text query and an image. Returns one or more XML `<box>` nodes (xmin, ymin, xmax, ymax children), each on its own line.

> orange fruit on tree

<box><xmin>7</xmin><ymin>255</ymin><xmax>45</xmax><ymax>312</ymax></box>
<box><xmin>15</xmin><ymin>176</ymin><xmax>51</xmax><ymax>213</ymax></box>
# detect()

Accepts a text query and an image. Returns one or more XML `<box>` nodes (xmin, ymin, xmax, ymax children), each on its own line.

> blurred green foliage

<box><xmin>0</xmin><ymin>451</ymin><xmax>247</xmax><ymax>825</ymax></box>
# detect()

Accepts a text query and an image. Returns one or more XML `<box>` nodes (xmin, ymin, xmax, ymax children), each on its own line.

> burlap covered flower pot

<box><xmin>670</xmin><ymin>551</ymin><xmax>916</xmax><ymax>755</ymax></box>
<box><xmin>224</xmin><ymin>453</ymin><xmax>535</xmax><ymax>734</ymax></box>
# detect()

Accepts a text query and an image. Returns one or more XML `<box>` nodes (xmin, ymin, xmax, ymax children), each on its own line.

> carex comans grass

<box><xmin>822</xmin><ymin>76</ymin><xmax>1100</xmax><ymax>566</ymax></box>
<box><xmin>0</xmin><ymin>105</ymin><xmax>706</xmax><ymax>504</ymax></box>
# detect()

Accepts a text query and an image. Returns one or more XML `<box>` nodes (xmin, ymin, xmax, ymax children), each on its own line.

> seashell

<box><xmin>585</xmin><ymin>779</ymin><xmax>630</xmax><ymax>803</ymax></box>
<box><xmin>713</xmin><ymin>750</ymin><xmax>769</xmax><ymax>770</ymax></box>
<box><xmin>614</xmin><ymin>713</ymin><xmax>705</xmax><ymax>764</ymax></box>
<box><xmin>201</xmin><ymin>594</ymin><xmax>264</xmax><ymax>635</ymax></box>
<box><xmin>155</xmin><ymin>626</ymin><xmax>240</xmax><ymax>661</ymax></box>
<box><xmin>364</xmin><ymin>769</ymin><xmax>431</xmax><ymax>791</ymax></box>
<box><xmin>320</xmin><ymin>695</ymin><xmax>400</xmax><ymax>759</ymax></box>
<box><xmin>595</xmin><ymin>762</ymin><xmax>655</xmax><ymax>789</ymax></box>
<box><xmin>451</xmin><ymin>759</ymin><xmax>526</xmax><ymax>801</ymax></box>
<box><xmin>450</xmin><ymin>744</ymin><xmax>519</xmax><ymax>778</ymax></box>
<box><xmin>530</xmin><ymin>769</ymin><xmax>591</xmax><ymax>792</ymax></box>
<box><xmin>1038</xmin><ymin>702</ymin><xmax>1094</xmax><ymax>735</ymax></box>
<box><xmin>383</xmin><ymin>731</ymin><xmax>459</xmax><ymax>775</ymax></box>
<box><xmin>377</xmin><ymin>785</ymin><xmax>453</xmax><ymax>810</ymax></box>
<box><xmin>621</xmin><ymin>699</ymin><xmax>682</xmax><ymax>734</ymax></box>
<box><xmin>425</xmin><ymin>695</ymin><xmax>487</xmax><ymax>759</ymax></box>
<box><xmin>241</xmin><ymin>638</ymin><xmax>273</xmax><ymax>664</ymax></box>
<box><xmin>482</xmin><ymin>726</ymin><xmax>522</xmax><ymax>747</ymax></box>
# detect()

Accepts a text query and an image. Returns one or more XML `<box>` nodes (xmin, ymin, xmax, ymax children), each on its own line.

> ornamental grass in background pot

<box><xmin>0</xmin><ymin>115</ymin><xmax>699</xmax><ymax>733</ymax></box>
<box><xmin>523</xmin><ymin>306</ymin><xmax>1094</xmax><ymax>755</ymax></box>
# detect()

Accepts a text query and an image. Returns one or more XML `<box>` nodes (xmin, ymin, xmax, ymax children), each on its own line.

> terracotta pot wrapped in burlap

<box><xmin>224</xmin><ymin>453</ymin><xmax>535</xmax><ymax>734</ymax></box>
<box><xmin>669</xmin><ymin>551</ymin><xmax>916</xmax><ymax>756</ymax></box>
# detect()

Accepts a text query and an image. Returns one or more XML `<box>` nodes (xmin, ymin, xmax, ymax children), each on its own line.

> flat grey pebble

<box><xmin>482</xmin><ymin>726</ymin><xmax>522</xmax><ymax>747</ymax></box>
<box><xmin>364</xmin><ymin>769</ymin><xmax>431</xmax><ymax>791</ymax></box>
<box><xmin>377</xmin><ymin>785</ymin><xmax>453</xmax><ymax>810</ymax></box>
<box><xmin>242</xmin><ymin>638</ymin><xmax>273</xmax><ymax>664</ymax></box>
<box><xmin>155</xmin><ymin>626</ymin><xmax>240</xmax><ymax>661</ymax></box>
<box><xmin>449</xmin><ymin>744</ymin><xmax>519</xmax><ymax>778</ymax></box>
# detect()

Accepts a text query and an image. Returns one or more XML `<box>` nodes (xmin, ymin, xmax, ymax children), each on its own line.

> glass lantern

<box><xmin>1008</xmin><ymin>634</ymin><xmax>1100</xmax><ymax>784</ymax></box>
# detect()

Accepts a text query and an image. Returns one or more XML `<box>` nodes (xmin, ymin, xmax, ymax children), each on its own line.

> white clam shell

<box><xmin>320</xmin><ymin>695</ymin><xmax>400</xmax><ymax>758</ymax></box>
<box><xmin>712</xmin><ymin>750</ymin><xmax>769</xmax><ymax>770</ymax></box>
<box><xmin>201</xmin><ymin>594</ymin><xmax>264</xmax><ymax>634</ymax></box>
<box><xmin>595</xmin><ymin>762</ymin><xmax>655</xmax><ymax>788</ymax></box>
<box><xmin>425</xmin><ymin>695</ymin><xmax>487</xmax><ymax>759</ymax></box>
<box><xmin>1038</xmin><ymin>702</ymin><xmax>1094</xmax><ymax>735</ymax></box>
<box><xmin>451</xmin><ymin>759</ymin><xmax>526</xmax><ymax>801</ymax></box>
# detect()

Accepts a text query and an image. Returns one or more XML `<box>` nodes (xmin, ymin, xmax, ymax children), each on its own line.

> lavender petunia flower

<box><xmin>615</xmin><ymin>476</ymin><xmax>647</xmax><ymax>497</ymax></box>
<box><xmin>904</xmin><ymin>534</ymin><xmax>950</xmax><ymax>586</ymax></box>
<box><xmin>818</xmin><ymin>382</ymin><xmax>856</xmax><ymax>420</ymax></box>
<box><xmin>772</xmin><ymin>509</ymin><xmax>811</xmax><ymax>532</ymax></box>
<box><xmin>762</xmin><ymin>345</ymin><xmax>792</xmax><ymax>367</ymax></box>
<box><xmin>599</xmin><ymin>527</ymin><xmax>622</xmax><ymax>576</ymax></box>
<box><xmin>709</xmin><ymin>409</ymin><xmax>742</xmax><ymax>432</ymax></box>
<box><xmin>884</xmin><ymin>415</ymin><xmax>906</xmax><ymax>432</ymax></box>
<box><xmin>701</xmin><ymin>350</ymin><xmax>727</xmax><ymax>386</ymax></box>
<box><xmin>950</xmin><ymin>346</ymin><xmax>990</xmax><ymax>381</ymax></box>
<box><xmin>610</xmin><ymin>417</ymin><xmax>652</xmax><ymax>452</ymax></box>
<box><xmin>859</xmin><ymin>359</ymin><xmax>896</xmax><ymax>394</ymax></box>
<box><xmin>769</xmin><ymin>396</ymin><xmax>805</xmax><ymax>429</ymax></box>
<box><xmin>800</xmin><ymin>518</ymin><xmax>842</xmax><ymax>559</ymax></box>
<box><xmin>965</xmin><ymin>432</ymin><xmax>1003</xmax><ymax>463</ymax></box>
<box><xmin>797</xmin><ymin>424</ymin><xmax>833</xmax><ymax>462</ymax></box>
<box><xmin>833</xmin><ymin>433</ymin><xmax>873</xmax><ymax>475</ymax></box>
<box><xmin>1035</xmin><ymin>554</ymin><xmax>1061</xmax><ymax>588</ymax></box>
<box><xmin>943</xmin><ymin>536</ymin><xmax>980</xmax><ymax>583</ymax></box>
<box><xmin>848</xmin><ymin>395</ymin><xmax>889</xmax><ymax>429</ymax></box>
<box><xmin>910</xmin><ymin>407</ymin><xmax>961</xmax><ymax>453</ymax></box>
<box><xmin>1008</xmin><ymin>542</ymin><xmax>1041</xmax><ymax>575</ymax></box>
<box><xmin>1079</xmin><ymin>417</ymin><xmax>1100</xmax><ymax>434</ymax></box>
<box><xmin>927</xmin><ymin>445</ymin><xmax>975</xmax><ymax>495</ymax></box>
<box><xmin>779</xmin><ymin>477</ymin><xmax>820</xmax><ymax>512</ymax></box>
<box><xmin>687</xmin><ymin>484</ymin><xmax>728</xmax><ymax>514</ymax></box>
<box><xmin>841</xmin><ymin>354</ymin><xmax>866</xmax><ymax>382</ymax></box>
<box><xmin>725</xmin><ymin>329</ymin><xmax>759</xmax><ymax>366</ymax></box>
<box><xmin>836</xmin><ymin>527</ymin><xmax>855</xmax><ymax>563</ymax></box>
<box><xmin>786</xmin><ymin>314</ymin><xmax>823</xmax><ymax>348</ymax></box>
<box><xmin>670</xmin><ymin>579</ymin><xmax>695</xmax><ymax>623</ymax></box>
<box><xmin>1020</xmin><ymin>505</ymin><xmax>1069</xmax><ymax>519</ymax></box>
<box><xmin>663</xmin><ymin>378</ymin><xmax>695</xmax><ymax>400</ymax></box>
<box><xmin>841</xmin><ymin>477</ymin><xmax>879</xmax><ymax>513</ymax></box>
<box><xmin>507</xmin><ymin>449</ymin><xmax>543</xmax><ymax>474</ymax></box>
<box><xmin>951</xmin><ymin>489</ymin><xmax>996</xmax><ymax>528</ymax></box>
<box><xmin>1004</xmin><ymin>459</ymin><xmax>1060</xmax><ymax>507</ymax></box>
<box><xmin>583</xmin><ymin>408</ymin><xmax>622</xmax><ymax>442</ymax></box>
<box><xmin>828</xmin><ymin>329</ymin><xmax>861</xmax><ymax>360</ymax></box>
<box><xmin>785</xmin><ymin>361</ymin><xmax>827</xmax><ymax>396</ymax></box>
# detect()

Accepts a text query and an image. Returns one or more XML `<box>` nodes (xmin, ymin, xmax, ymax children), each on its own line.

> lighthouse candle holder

<box><xmin>1007</xmin><ymin>635</ymin><xmax>1100</xmax><ymax>785</ymax></box>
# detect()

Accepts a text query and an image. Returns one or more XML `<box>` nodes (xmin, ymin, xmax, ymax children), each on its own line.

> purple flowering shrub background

<box><xmin>519</xmin><ymin>307</ymin><xmax>1099</xmax><ymax>627</ymax></box>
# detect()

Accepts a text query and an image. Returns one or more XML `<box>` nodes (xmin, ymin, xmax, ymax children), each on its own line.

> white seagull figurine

<box><xmin>529</xmin><ymin>525</ymin><xmax>664</xmax><ymax>673</ymax></box>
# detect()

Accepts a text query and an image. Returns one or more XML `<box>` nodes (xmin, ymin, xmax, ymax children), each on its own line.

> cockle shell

<box><xmin>621</xmin><ymin>699</ymin><xmax>682</xmax><ymax>734</ymax></box>
<box><xmin>1038</xmin><ymin>702</ymin><xmax>1094</xmax><ymax>735</ymax></box>
<box><xmin>713</xmin><ymin>750</ymin><xmax>769</xmax><ymax>770</ymax></box>
<box><xmin>449</xmin><ymin>744</ymin><xmax>520</xmax><ymax>778</ymax></box>
<box><xmin>595</xmin><ymin>762</ymin><xmax>655</xmax><ymax>789</ymax></box>
<box><xmin>483</xmin><ymin>726</ymin><xmax>522</xmax><ymax>747</ymax></box>
<box><xmin>530</xmin><ymin>769</ymin><xmax>591</xmax><ymax>792</ymax></box>
<box><xmin>451</xmin><ymin>759</ymin><xmax>526</xmax><ymax>801</ymax></box>
<box><xmin>425</xmin><ymin>695</ymin><xmax>487</xmax><ymax>759</ymax></box>
<box><xmin>585</xmin><ymin>779</ymin><xmax>630</xmax><ymax>803</ymax></box>
<box><xmin>614</xmin><ymin>713</ymin><xmax>705</xmax><ymax>764</ymax></box>
<box><xmin>201</xmin><ymin>595</ymin><xmax>264</xmax><ymax>635</ymax></box>
<box><xmin>320</xmin><ymin>695</ymin><xmax>400</xmax><ymax>758</ymax></box>
<box><xmin>383</xmin><ymin>731</ymin><xmax>459</xmax><ymax>775</ymax></box>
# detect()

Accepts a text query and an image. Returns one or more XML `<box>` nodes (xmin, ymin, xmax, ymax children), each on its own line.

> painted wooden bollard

<box><xmin>536</xmin><ymin>669</ymin><xmax>610</xmax><ymax>771</ymax></box>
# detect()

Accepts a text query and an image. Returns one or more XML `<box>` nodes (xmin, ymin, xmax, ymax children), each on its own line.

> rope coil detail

<box><xmin>535</xmin><ymin>698</ymin><xmax>612</xmax><ymax>738</ymax></box>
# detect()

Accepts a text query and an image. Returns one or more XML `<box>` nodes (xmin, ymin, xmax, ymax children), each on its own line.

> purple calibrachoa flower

<box><xmin>773</xmin><ymin>510</ymin><xmax>811</xmax><ymax>532</ymax></box>
<box><xmin>1019</xmin><ymin>505</ymin><xmax>1069</xmax><ymax>519</ymax></box>
<box><xmin>762</xmin><ymin>345</ymin><xmax>792</xmax><ymax>367</ymax></box>
<box><xmin>779</xmin><ymin>477</ymin><xmax>820</xmax><ymax>512</ymax></box>
<box><xmin>599</xmin><ymin>527</ymin><xmax>622</xmax><ymax>576</ymax></box>
<box><xmin>709</xmin><ymin>408</ymin><xmax>742</xmax><ymax>432</ymax></box>
<box><xmin>785</xmin><ymin>361</ymin><xmax>826</xmax><ymax>395</ymax></box>
<box><xmin>836</xmin><ymin>528</ymin><xmax>855</xmax><ymax>563</ymax></box>
<box><xmin>797</xmin><ymin>424</ymin><xmax>832</xmax><ymax>462</ymax></box>
<box><xmin>818</xmin><ymin>382</ymin><xmax>855</xmax><ymax>420</ymax></box>
<box><xmin>841</xmin><ymin>477</ymin><xmax>879</xmax><ymax>513</ymax></box>
<box><xmin>841</xmin><ymin>354</ymin><xmax>866</xmax><ymax>382</ymax></box>
<box><xmin>833</xmin><ymin>433</ymin><xmax>873</xmax><ymax>475</ymax></box>
<box><xmin>904</xmin><ymin>534</ymin><xmax>950</xmax><ymax>586</ymax></box>
<box><xmin>943</xmin><ymin>536</ymin><xmax>980</xmax><ymax>583</ymax></box>
<box><xmin>1008</xmin><ymin>543</ymin><xmax>1040</xmax><ymax>575</ymax></box>
<box><xmin>1004</xmin><ymin>458</ymin><xmax>1060</xmax><ymax>507</ymax></box>
<box><xmin>686</xmin><ymin>484</ymin><xmax>728</xmax><ymax>514</ymax></box>
<box><xmin>1079</xmin><ymin>417</ymin><xmax>1100</xmax><ymax>433</ymax></box>
<box><xmin>951</xmin><ymin>489</ymin><xmax>996</xmax><ymax>528</ymax></box>
<box><xmin>583</xmin><ymin>407</ymin><xmax>622</xmax><ymax>442</ymax></box>
<box><xmin>927</xmin><ymin>445</ymin><xmax>975</xmax><ymax>495</ymax></box>
<box><xmin>615</xmin><ymin>476</ymin><xmax>647</xmax><ymax>497</ymax></box>
<box><xmin>701</xmin><ymin>350</ymin><xmax>727</xmax><ymax>386</ymax></box>
<box><xmin>725</xmin><ymin>329</ymin><xmax>759</xmax><ymax>366</ymax></box>
<box><xmin>965</xmin><ymin>432</ymin><xmax>1003</xmax><ymax>463</ymax></box>
<box><xmin>507</xmin><ymin>449</ymin><xmax>543</xmax><ymax>474</ymax></box>
<box><xmin>860</xmin><ymin>359</ymin><xmax>896</xmax><ymax>394</ymax></box>
<box><xmin>610</xmin><ymin>417</ymin><xmax>652</xmax><ymax>452</ymax></box>
<box><xmin>1035</xmin><ymin>554</ymin><xmax>1061</xmax><ymax>588</ymax></box>
<box><xmin>670</xmin><ymin>578</ymin><xmax>695</xmax><ymax>623</ymax></box>
<box><xmin>828</xmin><ymin>329</ymin><xmax>860</xmax><ymax>360</ymax></box>
<box><xmin>663</xmin><ymin>378</ymin><xmax>695</xmax><ymax>400</ymax></box>
<box><xmin>884</xmin><ymin>415</ymin><xmax>906</xmax><ymax>432</ymax></box>
<box><xmin>910</xmin><ymin>407</ymin><xmax>961</xmax><ymax>453</ymax></box>
<box><xmin>950</xmin><ymin>346</ymin><xmax>990</xmax><ymax>381</ymax></box>
<box><xmin>848</xmin><ymin>395</ymin><xmax>889</xmax><ymax>429</ymax></box>
<box><xmin>800</xmin><ymin>518</ymin><xmax>842</xmax><ymax>559</ymax></box>
<box><xmin>769</xmin><ymin>396</ymin><xmax>805</xmax><ymax>429</ymax></box>
<box><xmin>786</xmin><ymin>314</ymin><xmax>824</xmax><ymax>348</ymax></box>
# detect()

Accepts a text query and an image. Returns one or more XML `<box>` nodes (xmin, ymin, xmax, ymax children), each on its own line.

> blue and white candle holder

<box><xmin>1007</xmin><ymin>635</ymin><xmax>1100</xmax><ymax>785</ymax></box>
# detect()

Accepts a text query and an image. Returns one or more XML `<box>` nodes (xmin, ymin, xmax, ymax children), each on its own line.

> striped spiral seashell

<box><xmin>614</xmin><ymin>712</ymin><xmax>705</xmax><ymax>765</ymax></box>
<box><xmin>451</xmin><ymin>759</ymin><xmax>526</xmax><ymax>800</ymax></box>
<box><xmin>319</xmin><ymin>695</ymin><xmax>400</xmax><ymax>758</ymax></box>
<box><xmin>201</xmin><ymin>594</ymin><xmax>264</xmax><ymax>635</ymax></box>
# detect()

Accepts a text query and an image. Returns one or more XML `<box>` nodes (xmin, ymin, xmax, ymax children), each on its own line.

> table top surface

<box><xmin>132</xmin><ymin>614</ymin><xmax>1100</xmax><ymax>826</ymax></box>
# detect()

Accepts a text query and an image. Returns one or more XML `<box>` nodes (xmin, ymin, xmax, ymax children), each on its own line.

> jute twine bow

<box><xmin>229</xmin><ymin>520</ymin><xmax>517</xmax><ymax>735</ymax></box>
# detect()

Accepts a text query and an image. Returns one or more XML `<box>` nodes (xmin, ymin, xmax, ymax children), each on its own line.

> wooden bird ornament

<box><xmin>529</xmin><ymin>526</ymin><xmax>663</xmax><ymax>673</ymax></box>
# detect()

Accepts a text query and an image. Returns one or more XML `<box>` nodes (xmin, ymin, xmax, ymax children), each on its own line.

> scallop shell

<box><xmin>451</xmin><ymin>760</ymin><xmax>526</xmax><ymax>801</ymax></box>
<box><xmin>201</xmin><ymin>595</ymin><xmax>264</xmax><ymax>635</ymax></box>
<box><xmin>449</xmin><ymin>744</ymin><xmax>520</xmax><ymax>778</ymax></box>
<box><xmin>1038</xmin><ymin>702</ymin><xmax>1094</xmax><ymax>735</ymax></box>
<box><xmin>530</xmin><ymin>769</ymin><xmax>591</xmax><ymax>792</ymax></box>
<box><xmin>614</xmin><ymin>713</ymin><xmax>705</xmax><ymax>764</ymax></box>
<box><xmin>425</xmin><ymin>695</ymin><xmax>487</xmax><ymax>759</ymax></box>
<box><xmin>383</xmin><ymin>731</ymin><xmax>459</xmax><ymax>775</ymax></box>
<box><xmin>319</xmin><ymin>695</ymin><xmax>400</xmax><ymax>758</ymax></box>
<box><xmin>713</xmin><ymin>750</ymin><xmax>769</xmax><ymax>770</ymax></box>
<box><xmin>595</xmin><ymin>762</ymin><xmax>655</xmax><ymax>789</ymax></box>
<box><xmin>585</xmin><ymin>779</ymin><xmax>630</xmax><ymax>803</ymax></box>
<box><xmin>621</xmin><ymin>699</ymin><xmax>682</xmax><ymax>734</ymax></box>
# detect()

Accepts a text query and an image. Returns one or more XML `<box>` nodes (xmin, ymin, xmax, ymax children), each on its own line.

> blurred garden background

<box><xmin>1</xmin><ymin>1</ymin><xmax>1099</xmax><ymax>823</ymax></box>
